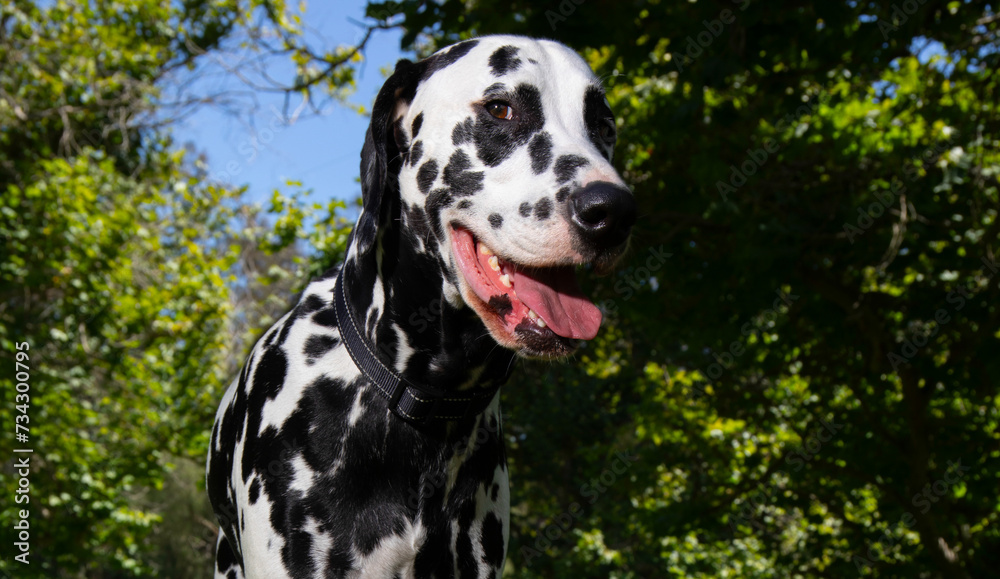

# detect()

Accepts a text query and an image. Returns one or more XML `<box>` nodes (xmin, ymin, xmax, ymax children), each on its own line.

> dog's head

<box><xmin>354</xmin><ymin>35</ymin><xmax>635</xmax><ymax>359</ymax></box>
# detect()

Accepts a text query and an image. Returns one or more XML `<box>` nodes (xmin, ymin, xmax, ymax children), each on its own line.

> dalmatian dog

<box><xmin>206</xmin><ymin>35</ymin><xmax>636</xmax><ymax>578</ymax></box>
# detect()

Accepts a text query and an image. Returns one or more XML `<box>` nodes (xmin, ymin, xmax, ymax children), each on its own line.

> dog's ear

<box><xmin>355</xmin><ymin>58</ymin><xmax>426</xmax><ymax>254</ymax></box>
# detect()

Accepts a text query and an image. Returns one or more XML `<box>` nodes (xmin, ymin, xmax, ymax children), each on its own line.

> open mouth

<box><xmin>450</xmin><ymin>226</ymin><xmax>602</xmax><ymax>356</ymax></box>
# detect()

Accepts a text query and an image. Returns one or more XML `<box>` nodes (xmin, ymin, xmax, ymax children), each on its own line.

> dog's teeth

<box><xmin>479</xmin><ymin>243</ymin><xmax>494</xmax><ymax>256</ymax></box>
<box><xmin>489</xmin><ymin>256</ymin><xmax>501</xmax><ymax>272</ymax></box>
<box><xmin>535</xmin><ymin>317</ymin><xmax>547</xmax><ymax>328</ymax></box>
<box><xmin>499</xmin><ymin>274</ymin><xmax>512</xmax><ymax>288</ymax></box>
<box><xmin>528</xmin><ymin>310</ymin><xmax>538</xmax><ymax>320</ymax></box>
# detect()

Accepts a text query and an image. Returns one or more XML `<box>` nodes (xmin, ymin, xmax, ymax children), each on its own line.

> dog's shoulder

<box><xmin>238</xmin><ymin>267</ymin><xmax>356</xmax><ymax>420</ymax></box>
<box><xmin>208</xmin><ymin>268</ymin><xmax>356</xmax><ymax>472</ymax></box>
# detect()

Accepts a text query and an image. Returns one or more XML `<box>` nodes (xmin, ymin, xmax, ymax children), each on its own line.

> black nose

<box><xmin>569</xmin><ymin>182</ymin><xmax>636</xmax><ymax>249</ymax></box>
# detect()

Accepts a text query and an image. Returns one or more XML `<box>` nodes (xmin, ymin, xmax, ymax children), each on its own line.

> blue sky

<box><xmin>174</xmin><ymin>1</ymin><xmax>408</xmax><ymax>206</ymax></box>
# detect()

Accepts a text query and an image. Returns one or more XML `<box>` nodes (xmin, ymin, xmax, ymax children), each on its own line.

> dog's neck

<box><xmin>342</xmin><ymin>220</ymin><xmax>516</xmax><ymax>399</ymax></box>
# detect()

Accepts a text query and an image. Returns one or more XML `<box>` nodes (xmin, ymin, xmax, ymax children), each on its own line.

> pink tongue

<box><xmin>513</xmin><ymin>267</ymin><xmax>602</xmax><ymax>340</ymax></box>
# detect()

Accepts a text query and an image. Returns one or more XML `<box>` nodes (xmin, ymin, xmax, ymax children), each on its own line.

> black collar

<box><xmin>333</xmin><ymin>267</ymin><xmax>502</xmax><ymax>426</ymax></box>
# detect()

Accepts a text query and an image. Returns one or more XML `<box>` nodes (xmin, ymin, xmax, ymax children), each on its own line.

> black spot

<box><xmin>405</xmin><ymin>204</ymin><xmax>432</xmax><ymax>240</ymax></box>
<box><xmin>288</xmin><ymin>375</ymin><xmax>354</xmax><ymax>476</ymax></box>
<box><xmin>263</xmin><ymin>315</ymin><xmax>294</xmax><ymax>348</ymax></box>
<box><xmin>488</xmin><ymin>45</ymin><xmax>522</xmax><ymax>76</ymax></box>
<box><xmin>452</xmin><ymin>117</ymin><xmax>474</xmax><ymax>145</ymax></box>
<box><xmin>554</xmin><ymin>154</ymin><xmax>590</xmax><ymax>184</ymax></box>
<box><xmin>491</xmin><ymin>483</ymin><xmax>500</xmax><ymax>501</ymax></box>
<box><xmin>253</xmin><ymin>347</ymin><xmax>287</xmax><ymax>401</ymax></box>
<box><xmin>473</xmin><ymin>83</ymin><xmax>546</xmax><ymax>167</ymax></box>
<box><xmin>426</xmin><ymin>188</ymin><xmax>455</xmax><ymax>239</ymax></box>
<box><xmin>291</xmin><ymin>297</ymin><xmax>318</xmax><ymax>320</ymax></box>
<box><xmin>457</xmin><ymin>200</ymin><xmax>472</xmax><ymax>210</ymax></box>
<box><xmin>556</xmin><ymin>186</ymin><xmax>572</xmax><ymax>203</ymax></box>
<box><xmin>248</xmin><ymin>478</ymin><xmax>261</xmax><ymax>504</ymax></box>
<box><xmin>487</xmin><ymin>294</ymin><xmax>513</xmax><ymax>317</ymax></box>
<box><xmin>425</xmin><ymin>39</ymin><xmax>480</xmax><ymax>76</ymax></box>
<box><xmin>417</xmin><ymin>159</ymin><xmax>439</xmax><ymax>194</ymax></box>
<box><xmin>273</xmin><ymin>320</ymin><xmax>294</xmax><ymax>349</ymax></box>
<box><xmin>409</xmin><ymin>140</ymin><xmax>423</xmax><ymax>166</ymax></box>
<box><xmin>303</xmin><ymin>334</ymin><xmax>339</xmax><ymax>362</ymax></box>
<box><xmin>411</xmin><ymin>112</ymin><xmax>424</xmax><ymax>138</ymax></box>
<box><xmin>281</xmin><ymin>501</ymin><xmax>317</xmax><ymax>576</ymax></box>
<box><xmin>237</xmin><ymin>347</ymin><xmax>288</xmax><ymax>484</ymax></box>
<box><xmin>443</xmin><ymin>149</ymin><xmax>484</xmax><ymax>197</ymax></box>
<box><xmin>481</xmin><ymin>513</ymin><xmax>505</xmax><ymax>567</ymax></box>
<box><xmin>216</xmin><ymin>532</ymin><xmax>238</xmax><ymax>572</ymax></box>
<box><xmin>312</xmin><ymin>307</ymin><xmax>338</xmax><ymax>328</ymax></box>
<box><xmin>534</xmin><ymin>197</ymin><xmax>553</xmax><ymax>220</ymax></box>
<box><xmin>484</xmin><ymin>82</ymin><xmax>507</xmax><ymax>96</ymax></box>
<box><xmin>262</xmin><ymin>328</ymin><xmax>278</xmax><ymax>348</ymax></box>
<box><xmin>518</xmin><ymin>202</ymin><xmax>532</xmax><ymax>218</ymax></box>
<box><xmin>529</xmin><ymin>132</ymin><xmax>553</xmax><ymax>174</ymax></box>
<box><xmin>488</xmin><ymin>213</ymin><xmax>503</xmax><ymax>229</ymax></box>
<box><xmin>584</xmin><ymin>85</ymin><xmax>615</xmax><ymax>160</ymax></box>
<box><xmin>300</xmin><ymin>294</ymin><xmax>326</xmax><ymax>314</ymax></box>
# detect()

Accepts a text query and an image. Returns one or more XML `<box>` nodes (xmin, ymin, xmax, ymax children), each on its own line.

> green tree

<box><xmin>373</xmin><ymin>1</ymin><xmax>1000</xmax><ymax>577</ymax></box>
<box><xmin>0</xmin><ymin>1</ymin><xmax>355</xmax><ymax>575</ymax></box>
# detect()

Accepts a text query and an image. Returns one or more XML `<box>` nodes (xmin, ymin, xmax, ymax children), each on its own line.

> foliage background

<box><xmin>1</xmin><ymin>0</ymin><xmax>998</xmax><ymax>577</ymax></box>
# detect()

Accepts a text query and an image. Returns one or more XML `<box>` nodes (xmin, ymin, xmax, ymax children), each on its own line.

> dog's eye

<box><xmin>599</xmin><ymin>119</ymin><xmax>616</xmax><ymax>142</ymax></box>
<box><xmin>486</xmin><ymin>101</ymin><xmax>514</xmax><ymax>120</ymax></box>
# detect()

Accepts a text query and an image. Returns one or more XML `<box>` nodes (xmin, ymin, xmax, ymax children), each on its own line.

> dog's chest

<box><xmin>208</xmin><ymin>276</ymin><xmax>510</xmax><ymax>577</ymax></box>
